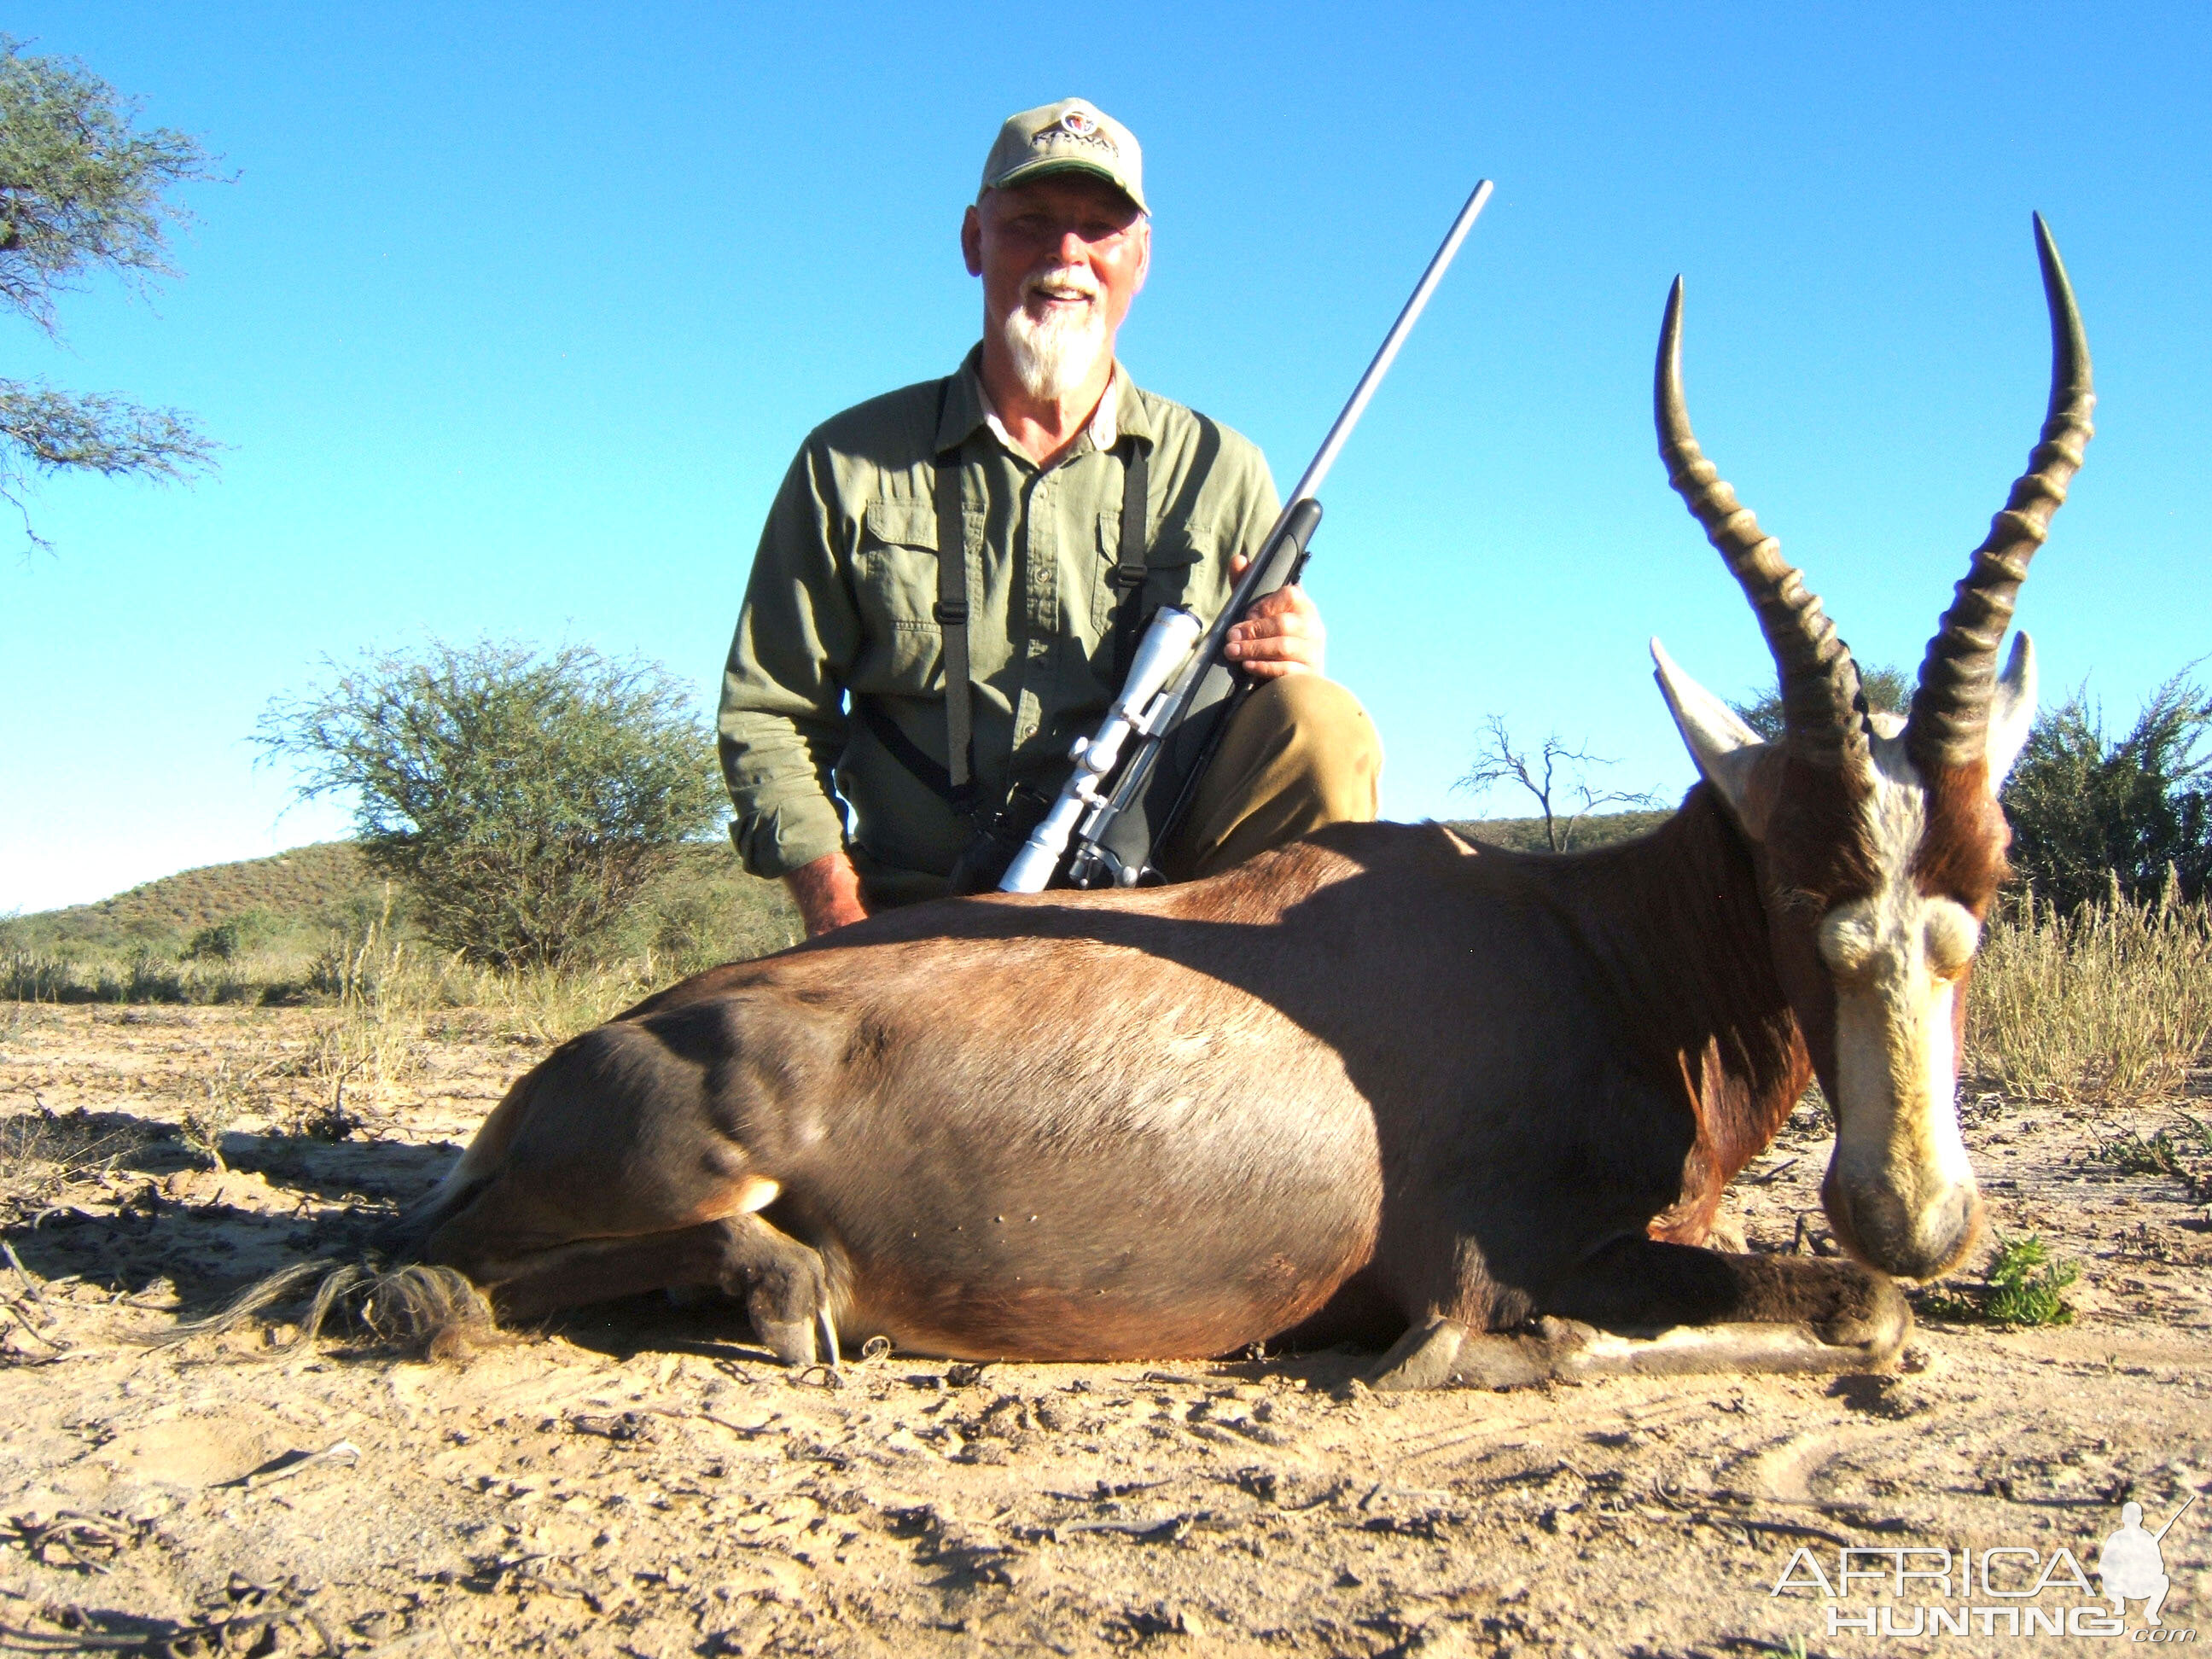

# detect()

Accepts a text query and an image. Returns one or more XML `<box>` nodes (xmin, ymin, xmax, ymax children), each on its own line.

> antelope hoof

<box><xmin>722</xmin><ymin>1225</ymin><xmax>835</xmax><ymax>1369</ymax></box>
<box><xmin>752</xmin><ymin>1311</ymin><xmax>821</xmax><ymax>1368</ymax></box>
<box><xmin>743</xmin><ymin>1272</ymin><xmax>835</xmax><ymax>1368</ymax></box>
<box><xmin>1368</xmin><ymin>1317</ymin><xmax>1467</xmax><ymax>1391</ymax></box>
<box><xmin>1368</xmin><ymin>1318</ymin><xmax>1557</xmax><ymax>1391</ymax></box>
<box><xmin>1811</xmin><ymin>1273</ymin><xmax>1912</xmax><ymax>1366</ymax></box>
<box><xmin>745</xmin><ymin>1263</ymin><xmax>833</xmax><ymax>1366</ymax></box>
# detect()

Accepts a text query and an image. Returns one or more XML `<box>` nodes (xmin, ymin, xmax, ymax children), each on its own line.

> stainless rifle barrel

<box><xmin>1284</xmin><ymin>178</ymin><xmax>1493</xmax><ymax>509</ymax></box>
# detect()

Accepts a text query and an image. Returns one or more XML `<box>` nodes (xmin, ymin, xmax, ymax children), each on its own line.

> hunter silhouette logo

<box><xmin>2101</xmin><ymin>1495</ymin><xmax>2195</xmax><ymax>1628</ymax></box>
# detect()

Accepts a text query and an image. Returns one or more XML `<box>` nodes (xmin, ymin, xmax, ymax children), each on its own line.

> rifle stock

<box><xmin>1064</xmin><ymin>498</ymin><xmax>1323</xmax><ymax>888</ymax></box>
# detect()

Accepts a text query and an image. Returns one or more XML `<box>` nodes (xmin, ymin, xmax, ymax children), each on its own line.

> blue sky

<box><xmin>3</xmin><ymin>3</ymin><xmax>2204</xmax><ymax>912</ymax></box>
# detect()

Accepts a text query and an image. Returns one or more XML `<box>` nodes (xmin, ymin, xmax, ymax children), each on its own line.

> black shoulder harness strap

<box><xmin>859</xmin><ymin>375</ymin><xmax>1153</xmax><ymax>814</ymax></box>
<box><xmin>932</xmin><ymin>411</ymin><xmax>975</xmax><ymax>801</ymax></box>
<box><xmin>1108</xmin><ymin>434</ymin><xmax>1151</xmax><ymax>684</ymax></box>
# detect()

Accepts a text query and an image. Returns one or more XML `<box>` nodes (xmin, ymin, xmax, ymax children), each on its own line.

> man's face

<box><xmin>962</xmin><ymin>174</ymin><xmax>1150</xmax><ymax>348</ymax></box>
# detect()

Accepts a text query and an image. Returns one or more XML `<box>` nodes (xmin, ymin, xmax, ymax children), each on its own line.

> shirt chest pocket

<box><xmin>855</xmin><ymin>499</ymin><xmax>952</xmax><ymax>694</ymax></box>
<box><xmin>1090</xmin><ymin>515</ymin><xmax>1214</xmax><ymax>639</ymax></box>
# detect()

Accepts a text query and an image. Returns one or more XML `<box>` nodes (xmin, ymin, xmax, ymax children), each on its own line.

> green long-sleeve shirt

<box><xmin>718</xmin><ymin>346</ymin><xmax>1279</xmax><ymax>899</ymax></box>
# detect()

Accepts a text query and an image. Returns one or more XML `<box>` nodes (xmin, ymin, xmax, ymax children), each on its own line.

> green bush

<box><xmin>255</xmin><ymin>639</ymin><xmax>727</xmax><ymax>968</ymax></box>
<box><xmin>183</xmin><ymin>907</ymin><xmax>276</xmax><ymax>961</ymax></box>
<box><xmin>2002</xmin><ymin>672</ymin><xmax>2211</xmax><ymax>912</ymax></box>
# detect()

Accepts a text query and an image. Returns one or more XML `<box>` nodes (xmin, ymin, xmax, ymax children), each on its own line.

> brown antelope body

<box><xmin>403</xmin><ymin>220</ymin><xmax>2091</xmax><ymax>1386</ymax></box>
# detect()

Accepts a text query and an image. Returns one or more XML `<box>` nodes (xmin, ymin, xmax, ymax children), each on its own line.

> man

<box><xmin>2098</xmin><ymin>1500</ymin><xmax>2176</xmax><ymax>1627</ymax></box>
<box><xmin>719</xmin><ymin>98</ymin><xmax>1382</xmax><ymax>935</ymax></box>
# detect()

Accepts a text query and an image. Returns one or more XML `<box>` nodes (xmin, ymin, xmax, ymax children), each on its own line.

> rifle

<box><xmin>1000</xmin><ymin>178</ymin><xmax>1495</xmax><ymax>894</ymax></box>
<box><xmin>2153</xmin><ymin>1493</ymin><xmax>2197</xmax><ymax>1543</ymax></box>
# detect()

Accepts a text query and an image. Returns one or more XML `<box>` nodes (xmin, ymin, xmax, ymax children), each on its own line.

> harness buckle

<box><xmin>933</xmin><ymin>599</ymin><xmax>969</xmax><ymax>625</ymax></box>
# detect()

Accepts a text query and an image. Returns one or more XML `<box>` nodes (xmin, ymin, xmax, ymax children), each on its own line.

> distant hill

<box><xmin>6</xmin><ymin>839</ymin><xmax>800</xmax><ymax>967</ymax></box>
<box><xmin>8</xmin><ymin>810</ymin><xmax>1681</xmax><ymax>960</ymax></box>
<box><xmin>5</xmin><ymin>842</ymin><xmax>385</xmax><ymax>954</ymax></box>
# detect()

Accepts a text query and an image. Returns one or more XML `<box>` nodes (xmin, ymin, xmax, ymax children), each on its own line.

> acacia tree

<box><xmin>1</xmin><ymin>37</ymin><xmax>222</xmax><ymax>547</ymax></box>
<box><xmin>255</xmin><ymin>641</ymin><xmax>728</xmax><ymax>969</ymax></box>
<box><xmin>1454</xmin><ymin>714</ymin><xmax>1659</xmax><ymax>853</ymax></box>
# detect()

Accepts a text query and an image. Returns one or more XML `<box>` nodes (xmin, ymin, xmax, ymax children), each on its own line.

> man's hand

<box><xmin>786</xmin><ymin>848</ymin><xmax>869</xmax><ymax>937</ymax></box>
<box><xmin>1221</xmin><ymin>555</ymin><xmax>1325</xmax><ymax>678</ymax></box>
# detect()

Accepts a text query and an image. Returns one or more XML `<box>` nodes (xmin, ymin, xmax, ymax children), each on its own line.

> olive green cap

<box><xmin>978</xmin><ymin>97</ymin><xmax>1147</xmax><ymax>216</ymax></box>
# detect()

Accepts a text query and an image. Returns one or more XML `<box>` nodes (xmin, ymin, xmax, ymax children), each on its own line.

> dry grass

<box><xmin>0</xmin><ymin>946</ymin><xmax>301</xmax><ymax>1005</ymax></box>
<box><xmin>449</xmin><ymin>957</ymin><xmax>667</xmax><ymax>1045</ymax></box>
<box><xmin>0</xmin><ymin>1108</ymin><xmax>150</xmax><ymax>1224</ymax></box>
<box><xmin>178</xmin><ymin>1055</ymin><xmax>263</xmax><ymax>1170</ymax></box>
<box><xmin>1965</xmin><ymin>886</ymin><xmax>2212</xmax><ymax>1104</ymax></box>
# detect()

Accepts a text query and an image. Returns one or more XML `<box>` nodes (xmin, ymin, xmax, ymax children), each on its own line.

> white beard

<box><xmin>1001</xmin><ymin>292</ymin><xmax>1109</xmax><ymax>402</ymax></box>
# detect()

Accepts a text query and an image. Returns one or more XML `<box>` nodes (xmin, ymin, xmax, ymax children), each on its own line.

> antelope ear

<box><xmin>1651</xmin><ymin>638</ymin><xmax>1773</xmax><ymax>840</ymax></box>
<box><xmin>1987</xmin><ymin>632</ymin><xmax>2037</xmax><ymax>790</ymax></box>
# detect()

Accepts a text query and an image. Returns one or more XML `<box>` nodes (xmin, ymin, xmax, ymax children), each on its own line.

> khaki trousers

<box><xmin>1156</xmin><ymin>674</ymin><xmax>1383</xmax><ymax>880</ymax></box>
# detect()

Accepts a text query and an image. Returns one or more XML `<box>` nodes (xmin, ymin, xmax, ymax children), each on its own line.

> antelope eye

<box><xmin>1924</xmin><ymin>902</ymin><xmax>1982</xmax><ymax>977</ymax></box>
<box><xmin>1816</xmin><ymin>906</ymin><xmax>1879</xmax><ymax>977</ymax></box>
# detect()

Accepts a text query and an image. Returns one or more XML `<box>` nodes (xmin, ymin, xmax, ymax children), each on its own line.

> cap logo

<box><xmin>1033</xmin><ymin>108</ymin><xmax>1115</xmax><ymax>158</ymax></box>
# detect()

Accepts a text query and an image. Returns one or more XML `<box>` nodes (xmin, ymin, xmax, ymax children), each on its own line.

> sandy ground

<box><xmin>1</xmin><ymin>1002</ymin><xmax>2207</xmax><ymax>1656</ymax></box>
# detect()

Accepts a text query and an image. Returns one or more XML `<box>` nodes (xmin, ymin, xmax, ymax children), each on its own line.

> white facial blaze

<box><xmin>1819</xmin><ymin>735</ymin><xmax>1983</xmax><ymax>1274</ymax></box>
<box><xmin>1828</xmin><ymin>946</ymin><xmax>1976</xmax><ymax>1196</ymax></box>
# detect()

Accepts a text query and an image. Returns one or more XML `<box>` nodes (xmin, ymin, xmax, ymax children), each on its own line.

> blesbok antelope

<box><xmin>393</xmin><ymin>218</ymin><xmax>2089</xmax><ymax>1388</ymax></box>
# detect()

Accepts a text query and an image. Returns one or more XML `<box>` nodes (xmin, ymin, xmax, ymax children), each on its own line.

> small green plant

<box><xmin>1982</xmin><ymin>1235</ymin><xmax>2079</xmax><ymax>1326</ymax></box>
<box><xmin>1922</xmin><ymin>1233</ymin><xmax>2078</xmax><ymax>1327</ymax></box>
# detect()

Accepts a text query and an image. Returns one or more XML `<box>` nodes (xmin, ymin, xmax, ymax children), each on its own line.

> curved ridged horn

<box><xmin>1906</xmin><ymin>214</ymin><xmax>2094</xmax><ymax>773</ymax></box>
<box><xmin>1656</xmin><ymin>278</ymin><xmax>1869</xmax><ymax>773</ymax></box>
